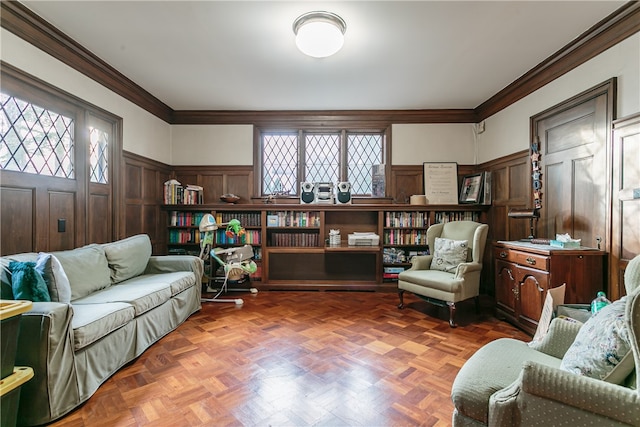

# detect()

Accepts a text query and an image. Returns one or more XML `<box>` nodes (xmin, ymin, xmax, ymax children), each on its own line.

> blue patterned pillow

<box><xmin>560</xmin><ymin>297</ymin><xmax>633</xmax><ymax>384</ymax></box>
<box><xmin>8</xmin><ymin>261</ymin><xmax>51</xmax><ymax>302</ymax></box>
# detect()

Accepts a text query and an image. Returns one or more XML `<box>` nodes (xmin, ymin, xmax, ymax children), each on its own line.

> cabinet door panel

<box><xmin>517</xmin><ymin>266</ymin><xmax>548</xmax><ymax>331</ymax></box>
<box><xmin>495</xmin><ymin>260</ymin><xmax>517</xmax><ymax>317</ymax></box>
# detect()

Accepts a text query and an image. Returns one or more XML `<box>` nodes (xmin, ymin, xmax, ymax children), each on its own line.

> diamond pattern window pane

<box><xmin>1</xmin><ymin>93</ymin><xmax>74</xmax><ymax>178</ymax></box>
<box><xmin>263</xmin><ymin>133</ymin><xmax>298</xmax><ymax>195</ymax></box>
<box><xmin>304</xmin><ymin>133</ymin><xmax>339</xmax><ymax>184</ymax></box>
<box><xmin>348</xmin><ymin>133</ymin><xmax>383</xmax><ymax>195</ymax></box>
<box><xmin>89</xmin><ymin>126</ymin><xmax>109</xmax><ymax>183</ymax></box>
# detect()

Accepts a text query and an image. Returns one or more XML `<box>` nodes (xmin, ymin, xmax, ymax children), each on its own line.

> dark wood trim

<box><xmin>477</xmin><ymin>149</ymin><xmax>530</xmax><ymax>170</ymax></box>
<box><xmin>2</xmin><ymin>0</ymin><xmax>637</xmax><ymax>125</ymax></box>
<box><xmin>0</xmin><ymin>0</ymin><xmax>173</xmax><ymax>123</ymax></box>
<box><xmin>123</xmin><ymin>150</ymin><xmax>171</xmax><ymax>170</ymax></box>
<box><xmin>476</xmin><ymin>2</ymin><xmax>640</xmax><ymax>121</ymax></box>
<box><xmin>171</xmin><ymin>109</ymin><xmax>477</xmax><ymax>126</ymax></box>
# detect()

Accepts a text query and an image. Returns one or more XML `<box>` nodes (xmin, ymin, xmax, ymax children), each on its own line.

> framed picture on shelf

<box><xmin>459</xmin><ymin>173</ymin><xmax>484</xmax><ymax>204</ymax></box>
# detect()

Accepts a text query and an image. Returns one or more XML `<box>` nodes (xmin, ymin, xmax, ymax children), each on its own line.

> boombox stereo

<box><xmin>336</xmin><ymin>181</ymin><xmax>352</xmax><ymax>204</ymax></box>
<box><xmin>300</xmin><ymin>182</ymin><xmax>315</xmax><ymax>204</ymax></box>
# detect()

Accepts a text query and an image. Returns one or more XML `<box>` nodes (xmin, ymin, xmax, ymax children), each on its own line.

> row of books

<box><xmin>269</xmin><ymin>232</ymin><xmax>319</xmax><ymax>247</ymax></box>
<box><xmin>385</xmin><ymin>211</ymin><xmax>429</xmax><ymax>228</ymax></box>
<box><xmin>169</xmin><ymin>211</ymin><xmax>205</xmax><ymax>227</ymax></box>
<box><xmin>215</xmin><ymin>229</ymin><xmax>261</xmax><ymax>245</ymax></box>
<box><xmin>435</xmin><ymin>211</ymin><xmax>479</xmax><ymax>223</ymax></box>
<box><xmin>164</xmin><ymin>180</ymin><xmax>203</xmax><ymax>205</ymax></box>
<box><xmin>383</xmin><ymin>229</ymin><xmax>428</xmax><ymax>245</ymax></box>
<box><xmin>266</xmin><ymin>211</ymin><xmax>320</xmax><ymax>227</ymax></box>
<box><xmin>169</xmin><ymin>229</ymin><xmax>201</xmax><ymax>244</ymax></box>
<box><xmin>216</xmin><ymin>212</ymin><xmax>261</xmax><ymax>227</ymax></box>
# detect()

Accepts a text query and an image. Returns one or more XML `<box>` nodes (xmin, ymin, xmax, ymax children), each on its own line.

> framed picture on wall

<box><xmin>459</xmin><ymin>173</ymin><xmax>484</xmax><ymax>204</ymax></box>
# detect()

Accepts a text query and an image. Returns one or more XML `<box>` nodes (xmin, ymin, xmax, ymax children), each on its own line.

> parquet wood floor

<box><xmin>50</xmin><ymin>290</ymin><xmax>530</xmax><ymax>427</ymax></box>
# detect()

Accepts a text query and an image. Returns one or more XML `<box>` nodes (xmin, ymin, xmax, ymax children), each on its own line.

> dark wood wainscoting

<box><xmin>0</xmin><ymin>171</ymin><xmax>81</xmax><ymax>255</ymax></box>
<box><xmin>610</xmin><ymin>113</ymin><xmax>640</xmax><ymax>300</ymax></box>
<box><xmin>478</xmin><ymin>150</ymin><xmax>531</xmax><ymax>295</ymax></box>
<box><xmin>122</xmin><ymin>151</ymin><xmax>171</xmax><ymax>254</ymax></box>
<box><xmin>172</xmin><ymin>165</ymin><xmax>254</xmax><ymax>205</ymax></box>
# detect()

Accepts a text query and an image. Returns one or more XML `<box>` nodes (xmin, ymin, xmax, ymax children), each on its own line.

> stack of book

<box><xmin>163</xmin><ymin>180</ymin><xmax>203</xmax><ymax>205</ymax></box>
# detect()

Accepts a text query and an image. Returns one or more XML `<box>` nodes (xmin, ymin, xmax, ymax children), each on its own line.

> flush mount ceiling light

<box><xmin>293</xmin><ymin>11</ymin><xmax>346</xmax><ymax>58</ymax></box>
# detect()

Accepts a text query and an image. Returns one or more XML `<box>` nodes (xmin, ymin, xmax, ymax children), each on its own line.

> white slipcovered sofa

<box><xmin>0</xmin><ymin>234</ymin><xmax>203</xmax><ymax>426</ymax></box>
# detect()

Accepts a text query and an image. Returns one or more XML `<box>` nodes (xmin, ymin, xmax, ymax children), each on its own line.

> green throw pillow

<box><xmin>8</xmin><ymin>261</ymin><xmax>51</xmax><ymax>302</ymax></box>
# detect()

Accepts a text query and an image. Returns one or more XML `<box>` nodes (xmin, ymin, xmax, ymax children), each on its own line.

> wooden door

<box><xmin>532</xmin><ymin>79</ymin><xmax>616</xmax><ymax>249</ymax></box>
<box><xmin>610</xmin><ymin>113</ymin><xmax>640</xmax><ymax>299</ymax></box>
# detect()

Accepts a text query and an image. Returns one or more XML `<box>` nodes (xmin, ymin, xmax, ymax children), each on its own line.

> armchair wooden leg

<box><xmin>447</xmin><ymin>301</ymin><xmax>457</xmax><ymax>328</ymax></box>
<box><xmin>398</xmin><ymin>290</ymin><xmax>405</xmax><ymax>309</ymax></box>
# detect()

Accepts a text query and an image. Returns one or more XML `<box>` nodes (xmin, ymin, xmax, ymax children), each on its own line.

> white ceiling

<box><xmin>22</xmin><ymin>1</ymin><xmax>626</xmax><ymax>111</ymax></box>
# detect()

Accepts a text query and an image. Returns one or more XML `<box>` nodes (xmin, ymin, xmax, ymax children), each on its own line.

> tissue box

<box><xmin>550</xmin><ymin>240</ymin><xmax>581</xmax><ymax>249</ymax></box>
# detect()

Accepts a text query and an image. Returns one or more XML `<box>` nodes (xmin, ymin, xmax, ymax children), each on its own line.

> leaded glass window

<box><xmin>89</xmin><ymin>126</ymin><xmax>109</xmax><ymax>184</ymax></box>
<box><xmin>260</xmin><ymin>129</ymin><xmax>386</xmax><ymax>196</ymax></box>
<box><xmin>0</xmin><ymin>93</ymin><xmax>75</xmax><ymax>178</ymax></box>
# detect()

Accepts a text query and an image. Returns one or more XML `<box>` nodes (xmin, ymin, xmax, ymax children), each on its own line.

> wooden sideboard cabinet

<box><xmin>494</xmin><ymin>241</ymin><xmax>606</xmax><ymax>335</ymax></box>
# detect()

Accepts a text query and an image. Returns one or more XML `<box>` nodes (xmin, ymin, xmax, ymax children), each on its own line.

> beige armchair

<box><xmin>397</xmin><ymin>220</ymin><xmax>488</xmax><ymax>327</ymax></box>
<box><xmin>451</xmin><ymin>254</ymin><xmax>640</xmax><ymax>427</ymax></box>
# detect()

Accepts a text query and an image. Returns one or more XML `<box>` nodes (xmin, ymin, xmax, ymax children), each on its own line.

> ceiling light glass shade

<box><xmin>293</xmin><ymin>11</ymin><xmax>346</xmax><ymax>58</ymax></box>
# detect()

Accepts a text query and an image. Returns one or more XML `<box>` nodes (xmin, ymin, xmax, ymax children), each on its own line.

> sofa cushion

<box><xmin>1</xmin><ymin>254</ymin><xmax>38</xmax><ymax>299</ymax></box>
<box><xmin>101</xmin><ymin>234</ymin><xmax>152</xmax><ymax>284</ymax></box>
<box><xmin>36</xmin><ymin>253</ymin><xmax>72</xmax><ymax>303</ymax></box>
<box><xmin>71</xmin><ymin>302</ymin><xmax>135</xmax><ymax>351</ymax></box>
<box><xmin>430</xmin><ymin>238</ymin><xmax>468</xmax><ymax>273</ymax></box>
<box><xmin>131</xmin><ymin>272</ymin><xmax>197</xmax><ymax>296</ymax></box>
<box><xmin>73</xmin><ymin>279</ymin><xmax>172</xmax><ymax>316</ymax></box>
<box><xmin>451</xmin><ymin>337</ymin><xmax>562</xmax><ymax>425</ymax></box>
<box><xmin>560</xmin><ymin>296</ymin><xmax>633</xmax><ymax>384</ymax></box>
<box><xmin>52</xmin><ymin>244</ymin><xmax>111</xmax><ymax>301</ymax></box>
<box><xmin>8</xmin><ymin>261</ymin><xmax>51</xmax><ymax>302</ymax></box>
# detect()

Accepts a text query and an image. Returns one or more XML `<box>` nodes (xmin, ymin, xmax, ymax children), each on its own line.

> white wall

<box><xmin>0</xmin><ymin>29</ymin><xmax>173</xmax><ymax>164</ymax></box>
<box><xmin>171</xmin><ymin>125</ymin><xmax>254</xmax><ymax>165</ymax></box>
<box><xmin>391</xmin><ymin>124</ymin><xmax>477</xmax><ymax>165</ymax></box>
<box><xmin>478</xmin><ymin>33</ymin><xmax>640</xmax><ymax>163</ymax></box>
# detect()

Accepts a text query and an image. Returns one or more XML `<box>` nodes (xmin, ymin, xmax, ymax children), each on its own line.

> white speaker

<box><xmin>336</xmin><ymin>181</ymin><xmax>351</xmax><ymax>204</ymax></box>
<box><xmin>300</xmin><ymin>182</ymin><xmax>315</xmax><ymax>204</ymax></box>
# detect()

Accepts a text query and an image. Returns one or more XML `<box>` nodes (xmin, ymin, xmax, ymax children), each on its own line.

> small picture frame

<box><xmin>459</xmin><ymin>173</ymin><xmax>484</xmax><ymax>204</ymax></box>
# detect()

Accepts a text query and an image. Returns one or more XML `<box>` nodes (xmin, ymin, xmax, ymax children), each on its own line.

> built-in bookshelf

<box><xmin>382</xmin><ymin>210</ymin><xmax>431</xmax><ymax>282</ymax></box>
<box><xmin>161</xmin><ymin>204</ymin><xmax>487</xmax><ymax>290</ymax></box>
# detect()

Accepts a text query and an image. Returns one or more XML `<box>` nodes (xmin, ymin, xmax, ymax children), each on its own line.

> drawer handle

<box><xmin>525</xmin><ymin>257</ymin><xmax>536</xmax><ymax>265</ymax></box>
<box><xmin>499</xmin><ymin>251</ymin><xmax>507</xmax><ymax>258</ymax></box>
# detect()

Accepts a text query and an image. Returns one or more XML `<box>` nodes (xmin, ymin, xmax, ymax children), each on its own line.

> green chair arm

<box><xmin>490</xmin><ymin>361</ymin><xmax>640</xmax><ymax>426</ymax></box>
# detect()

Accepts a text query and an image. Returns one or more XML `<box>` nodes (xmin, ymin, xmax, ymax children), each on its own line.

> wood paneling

<box><xmin>47</xmin><ymin>191</ymin><xmax>75</xmax><ymax>252</ymax></box>
<box><xmin>0</xmin><ymin>187</ymin><xmax>34</xmax><ymax>255</ymax></box>
<box><xmin>122</xmin><ymin>151</ymin><xmax>171</xmax><ymax>254</ymax></box>
<box><xmin>611</xmin><ymin>113</ymin><xmax>640</xmax><ymax>299</ymax></box>
<box><xmin>478</xmin><ymin>151</ymin><xmax>531</xmax><ymax>295</ymax></box>
<box><xmin>390</xmin><ymin>166</ymin><xmax>422</xmax><ymax>203</ymax></box>
<box><xmin>173</xmin><ymin>166</ymin><xmax>254</xmax><ymax>204</ymax></box>
<box><xmin>88</xmin><ymin>193</ymin><xmax>110</xmax><ymax>244</ymax></box>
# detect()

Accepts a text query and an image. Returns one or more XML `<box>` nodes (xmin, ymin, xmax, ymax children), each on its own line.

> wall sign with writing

<box><xmin>423</xmin><ymin>162</ymin><xmax>459</xmax><ymax>205</ymax></box>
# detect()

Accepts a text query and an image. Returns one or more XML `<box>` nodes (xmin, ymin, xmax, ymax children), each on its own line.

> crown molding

<box><xmin>2</xmin><ymin>0</ymin><xmax>639</xmax><ymax>125</ymax></box>
<box><xmin>0</xmin><ymin>0</ymin><xmax>173</xmax><ymax>122</ymax></box>
<box><xmin>171</xmin><ymin>109</ymin><xmax>477</xmax><ymax>126</ymax></box>
<box><xmin>476</xmin><ymin>1</ymin><xmax>640</xmax><ymax>121</ymax></box>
